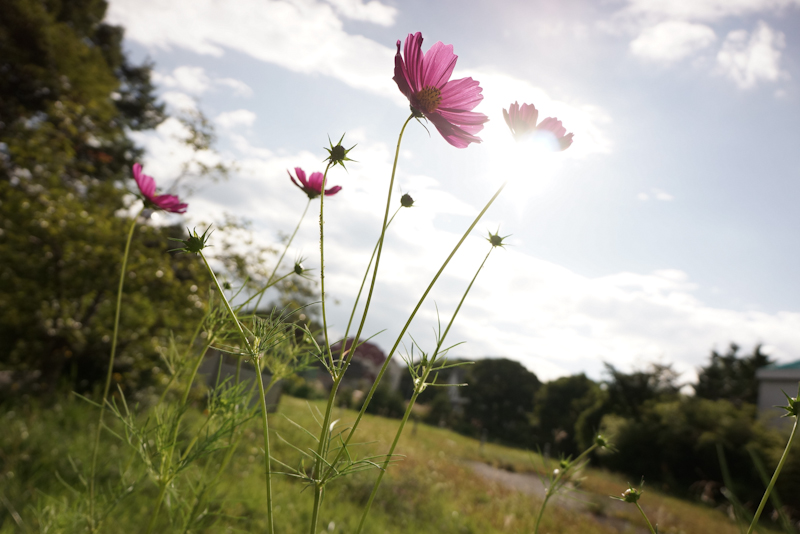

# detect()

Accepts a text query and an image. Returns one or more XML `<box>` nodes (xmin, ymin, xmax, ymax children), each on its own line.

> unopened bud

<box><xmin>400</xmin><ymin>193</ymin><xmax>414</xmax><ymax>208</ymax></box>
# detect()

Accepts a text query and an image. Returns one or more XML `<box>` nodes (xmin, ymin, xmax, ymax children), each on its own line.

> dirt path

<box><xmin>466</xmin><ymin>461</ymin><xmax>649</xmax><ymax>533</ymax></box>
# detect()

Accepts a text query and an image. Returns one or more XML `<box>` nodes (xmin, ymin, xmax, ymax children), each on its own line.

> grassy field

<box><xmin>0</xmin><ymin>393</ymin><xmax>777</xmax><ymax>533</ymax></box>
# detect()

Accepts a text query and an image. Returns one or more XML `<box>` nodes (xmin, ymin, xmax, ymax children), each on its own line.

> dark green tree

<box><xmin>694</xmin><ymin>343</ymin><xmax>772</xmax><ymax>406</ymax></box>
<box><xmin>603</xmin><ymin>362</ymin><xmax>681</xmax><ymax>418</ymax></box>
<box><xmin>0</xmin><ymin>0</ymin><xmax>214</xmax><ymax>396</ymax></box>
<box><xmin>458</xmin><ymin>358</ymin><xmax>541</xmax><ymax>446</ymax></box>
<box><xmin>532</xmin><ymin>373</ymin><xmax>606</xmax><ymax>456</ymax></box>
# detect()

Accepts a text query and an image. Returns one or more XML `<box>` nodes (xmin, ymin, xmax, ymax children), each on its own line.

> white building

<box><xmin>756</xmin><ymin>360</ymin><xmax>800</xmax><ymax>429</ymax></box>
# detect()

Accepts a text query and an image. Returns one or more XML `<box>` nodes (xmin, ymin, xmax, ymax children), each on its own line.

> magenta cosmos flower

<box><xmin>132</xmin><ymin>163</ymin><xmax>188</xmax><ymax>213</ymax></box>
<box><xmin>503</xmin><ymin>101</ymin><xmax>574</xmax><ymax>151</ymax></box>
<box><xmin>393</xmin><ymin>32</ymin><xmax>488</xmax><ymax>149</ymax></box>
<box><xmin>289</xmin><ymin>167</ymin><xmax>342</xmax><ymax>199</ymax></box>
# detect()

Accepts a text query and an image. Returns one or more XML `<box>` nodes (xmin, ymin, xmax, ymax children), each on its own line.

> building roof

<box><xmin>765</xmin><ymin>360</ymin><xmax>800</xmax><ymax>370</ymax></box>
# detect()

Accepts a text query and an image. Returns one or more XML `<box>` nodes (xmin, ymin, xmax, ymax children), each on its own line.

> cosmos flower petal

<box><xmin>403</xmin><ymin>32</ymin><xmax>424</xmax><ymax>93</ymax></box>
<box><xmin>437</xmin><ymin>109</ymin><xmax>490</xmax><ymax>127</ymax></box>
<box><xmin>503</xmin><ymin>102</ymin><xmax>573</xmax><ymax>150</ymax></box>
<box><xmin>421</xmin><ymin>41</ymin><xmax>458</xmax><ymax>88</ymax></box>
<box><xmin>439</xmin><ymin>78</ymin><xmax>484</xmax><ymax>110</ymax></box>
<box><xmin>132</xmin><ymin>163</ymin><xmax>187</xmax><ymax>213</ymax></box>
<box><xmin>393</xmin><ymin>32</ymin><xmax>488</xmax><ymax>149</ymax></box>
<box><xmin>393</xmin><ymin>41</ymin><xmax>413</xmax><ymax>97</ymax></box>
<box><xmin>427</xmin><ymin>112</ymin><xmax>483</xmax><ymax>148</ymax></box>
<box><xmin>289</xmin><ymin>167</ymin><xmax>341</xmax><ymax>199</ymax></box>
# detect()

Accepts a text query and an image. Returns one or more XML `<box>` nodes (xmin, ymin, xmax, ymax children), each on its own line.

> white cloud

<box><xmin>630</xmin><ymin>21</ymin><xmax>716</xmax><ymax>62</ymax></box>
<box><xmin>653</xmin><ymin>188</ymin><xmax>674</xmax><ymax>201</ymax></box>
<box><xmin>106</xmin><ymin>0</ymin><xmax>401</xmax><ymax>100</ymax></box>
<box><xmin>620</xmin><ymin>0</ymin><xmax>800</xmax><ymax>23</ymax></box>
<box><xmin>153</xmin><ymin>66</ymin><xmax>253</xmax><ymax>97</ymax></box>
<box><xmin>160</xmin><ymin>91</ymin><xmax>197</xmax><ymax>111</ymax></box>
<box><xmin>153</xmin><ymin>66</ymin><xmax>210</xmax><ymax>94</ymax></box>
<box><xmin>215</xmin><ymin>109</ymin><xmax>257</xmax><ymax>129</ymax></box>
<box><xmin>128</xmin><ymin>118</ymin><xmax>800</xmax><ymax>383</ymax></box>
<box><xmin>216</xmin><ymin>77</ymin><xmax>254</xmax><ymax>97</ymax></box>
<box><xmin>638</xmin><ymin>188</ymin><xmax>674</xmax><ymax>201</ymax></box>
<box><xmin>716</xmin><ymin>21</ymin><xmax>787</xmax><ymax>89</ymax></box>
<box><xmin>323</xmin><ymin>0</ymin><xmax>397</xmax><ymax>26</ymax></box>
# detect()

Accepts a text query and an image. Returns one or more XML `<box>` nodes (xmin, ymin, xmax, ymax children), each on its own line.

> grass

<box><xmin>0</xmin><ymin>393</ymin><xmax>781</xmax><ymax>533</ymax></box>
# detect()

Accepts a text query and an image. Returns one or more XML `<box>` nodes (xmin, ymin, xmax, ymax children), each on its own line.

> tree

<box><xmin>532</xmin><ymin>373</ymin><xmax>606</xmax><ymax>456</ymax></box>
<box><xmin>603</xmin><ymin>362</ymin><xmax>681</xmax><ymax>418</ymax></box>
<box><xmin>694</xmin><ymin>343</ymin><xmax>772</xmax><ymax>406</ymax></box>
<box><xmin>458</xmin><ymin>358</ymin><xmax>541</xmax><ymax>446</ymax></box>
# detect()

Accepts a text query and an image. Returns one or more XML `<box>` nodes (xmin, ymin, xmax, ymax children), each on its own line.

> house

<box><xmin>756</xmin><ymin>360</ymin><xmax>800</xmax><ymax>429</ymax></box>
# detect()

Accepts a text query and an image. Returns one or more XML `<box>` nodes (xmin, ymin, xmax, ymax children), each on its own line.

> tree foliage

<box><xmin>694</xmin><ymin>343</ymin><xmax>772</xmax><ymax>406</ymax></box>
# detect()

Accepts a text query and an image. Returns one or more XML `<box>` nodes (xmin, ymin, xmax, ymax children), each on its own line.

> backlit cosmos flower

<box><xmin>289</xmin><ymin>167</ymin><xmax>342</xmax><ymax>199</ymax></box>
<box><xmin>394</xmin><ymin>32</ymin><xmax>488</xmax><ymax>149</ymax></box>
<box><xmin>503</xmin><ymin>101</ymin><xmax>574</xmax><ymax>151</ymax></box>
<box><xmin>132</xmin><ymin>163</ymin><xmax>188</xmax><ymax>213</ymax></box>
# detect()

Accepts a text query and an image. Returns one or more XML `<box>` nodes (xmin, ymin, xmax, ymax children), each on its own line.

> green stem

<box><xmin>534</xmin><ymin>493</ymin><xmax>553</xmax><ymax>534</ymax></box>
<box><xmin>356</xmin><ymin>249</ymin><xmax>494</xmax><ymax>534</ymax></box>
<box><xmin>318</xmin><ymin>163</ymin><xmax>334</xmax><ymax>370</ymax></box>
<box><xmin>254</xmin><ymin>371</ymin><xmax>276</xmax><ymax>534</ymax></box>
<box><xmin>253</xmin><ymin>198</ymin><xmax>311</xmax><ymax>312</ymax></box>
<box><xmin>636</xmin><ymin>502</ymin><xmax>658</xmax><ymax>534</ymax></box>
<box><xmin>746</xmin><ymin>416</ymin><xmax>798</xmax><ymax>534</ymax></box>
<box><xmin>309</xmin><ymin>118</ymin><xmax>413</xmax><ymax>534</ymax></box>
<box><xmin>146</xmin><ymin>481</ymin><xmax>169</xmax><ymax>534</ymax></box>
<box><xmin>322</xmin><ymin>181</ymin><xmax>506</xmax><ymax>482</ymax></box>
<box><xmin>533</xmin><ymin>444</ymin><xmax>597</xmax><ymax>534</ymax></box>
<box><xmin>88</xmin><ymin>210</ymin><xmax>140</xmax><ymax>532</ymax></box>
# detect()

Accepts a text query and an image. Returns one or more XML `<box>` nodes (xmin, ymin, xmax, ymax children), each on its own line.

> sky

<box><xmin>106</xmin><ymin>0</ymin><xmax>800</xmax><ymax>382</ymax></box>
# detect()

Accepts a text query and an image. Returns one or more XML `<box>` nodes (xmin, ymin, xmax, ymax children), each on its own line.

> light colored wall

<box><xmin>756</xmin><ymin>368</ymin><xmax>800</xmax><ymax>430</ymax></box>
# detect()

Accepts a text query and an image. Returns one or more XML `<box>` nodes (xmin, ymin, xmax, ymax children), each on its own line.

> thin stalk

<box><xmin>197</xmin><ymin>250</ymin><xmax>280</xmax><ymax>534</ymax></box>
<box><xmin>322</xmin><ymin>181</ymin><xmax>506</xmax><ymax>482</ymax></box>
<box><xmin>253</xmin><ymin>198</ymin><xmax>311</xmax><ymax>312</ymax></box>
<box><xmin>89</xmin><ymin>210</ymin><xmax>140</xmax><ymax>532</ymax></box>
<box><xmin>533</xmin><ymin>443</ymin><xmax>597</xmax><ymax>534</ymax></box>
<box><xmin>356</xmin><ymin>249</ymin><xmax>494</xmax><ymax>534</ymax></box>
<box><xmin>746</xmin><ymin>417</ymin><xmax>798</xmax><ymax>534</ymax></box>
<box><xmin>318</xmin><ymin>162</ymin><xmax>334</xmax><ymax>369</ymax></box>
<box><xmin>636</xmin><ymin>502</ymin><xmax>658</xmax><ymax>534</ymax></box>
<box><xmin>309</xmin><ymin>117</ymin><xmax>413</xmax><ymax>534</ymax></box>
<box><xmin>254</xmin><ymin>370</ymin><xmax>277</xmax><ymax>534</ymax></box>
<box><xmin>533</xmin><ymin>493</ymin><xmax>553</xmax><ymax>534</ymax></box>
<box><xmin>146</xmin><ymin>481</ymin><xmax>170</xmax><ymax>534</ymax></box>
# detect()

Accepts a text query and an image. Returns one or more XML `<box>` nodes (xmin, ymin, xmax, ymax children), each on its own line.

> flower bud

<box><xmin>621</xmin><ymin>487</ymin><xmax>642</xmax><ymax>504</ymax></box>
<box><xmin>400</xmin><ymin>193</ymin><xmax>414</xmax><ymax>208</ymax></box>
<box><xmin>294</xmin><ymin>262</ymin><xmax>305</xmax><ymax>276</ymax></box>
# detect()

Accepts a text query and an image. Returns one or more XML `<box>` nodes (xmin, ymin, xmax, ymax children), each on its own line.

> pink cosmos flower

<box><xmin>132</xmin><ymin>163</ymin><xmax>188</xmax><ymax>213</ymax></box>
<box><xmin>393</xmin><ymin>32</ymin><xmax>488</xmax><ymax>149</ymax></box>
<box><xmin>503</xmin><ymin>101</ymin><xmax>574</xmax><ymax>151</ymax></box>
<box><xmin>289</xmin><ymin>167</ymin><xmax>342</xmax><ymax>199</ymax></box>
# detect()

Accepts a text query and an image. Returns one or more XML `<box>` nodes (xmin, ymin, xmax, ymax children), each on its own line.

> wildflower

<box><xmin>324</xmin><ymin>134</ymin><xmax>356</xmax><ymax>170</ymax></box>
<box><xmin>393</xmin><ymin>32</ymin><xmax>488</xmax><ymax>149</ymax></box>
<box><xmin>502</xmin><ymin>102</ymin><xmax>574</xmax><ymax>151</ymax></box>
<box><xmin>400</xmin><ymin>193</ymin><xmax>414</xmax><ymax>208</ymax></box>
<box><xmin>289</xmin><ymin>167</ymin><xmax>342</xmax><ymax>199</ymax></box>
<box><xmin>132</xmin><ymin>163</ymin><xmax>188</xmax><ymax>213</ymax></box>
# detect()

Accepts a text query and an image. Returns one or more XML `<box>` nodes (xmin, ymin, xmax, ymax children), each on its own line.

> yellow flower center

<box><xmin>414</xmin><ymin>86</ymin><xmax>442</xmax><ymax>114</ymax></box>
